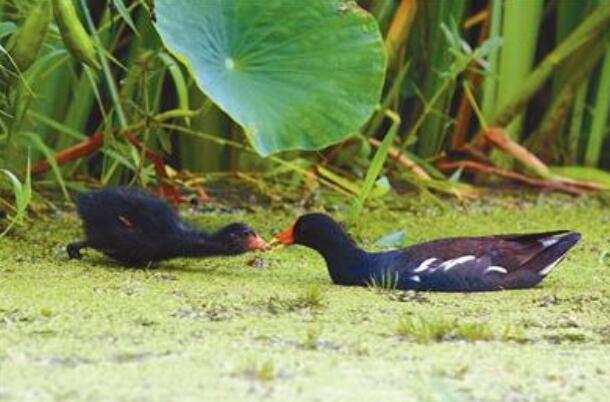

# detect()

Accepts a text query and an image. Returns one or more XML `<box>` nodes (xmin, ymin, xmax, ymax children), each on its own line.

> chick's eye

<box><xmin>237</xmin><ymin>227</ymin><xmax>252</xmax><ymax>237</ymax></box>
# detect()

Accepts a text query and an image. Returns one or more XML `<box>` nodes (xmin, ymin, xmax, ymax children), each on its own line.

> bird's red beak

<box><xmin>245</xmin><ymin>233</ymin><xmax>268</xmax><ymax>251</ymax></box>
<box><xmin>274</xmin><ymin>226</ymin><xmax>295</xmax><ymax>245</ymax></box>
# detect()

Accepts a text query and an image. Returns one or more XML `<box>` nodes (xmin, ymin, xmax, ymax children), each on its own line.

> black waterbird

<box><xmin>274</xmin><ymin>213</ymin><xmax>581</xmax><ymax>292</ymax></box>
<box><xmin>68</xmin><ymin>187</ymin><xmax>267</xmax><ymax>266</ymax></box>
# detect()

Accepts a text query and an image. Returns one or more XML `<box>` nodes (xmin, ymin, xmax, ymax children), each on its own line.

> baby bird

<box><xmin>67</xmin><ymin>187</ymin><xmax>267</xmax><ymax>265</ymax></box>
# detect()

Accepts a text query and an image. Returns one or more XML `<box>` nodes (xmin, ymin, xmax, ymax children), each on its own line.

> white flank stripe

<box><xmin>540</xmin><ymin>237</ymin><xmax>559</xmax><ymax>247</ymax></box>
<box><xmin>485</xmin><ymin>266</ymin><xmax>508</xmax><ymax>274</ymax></box>
<box><xmin>539</xmin><ymin>257</ymin><xmax>564</xmax><ymax>276</ymax></box>
<box><xmin>441</xmin><ymin>255</ymin><xmax>476</xmax><ymax>271</ymax></box>
<box><xmin>413</xmin><ymin>258</ymin><xmax>437</xmax><ymax>273</ymax></box>
<box><xmin>409</xmin><ymin>275</ymin><xmax>421</xmax><ymax>283</ymax></box>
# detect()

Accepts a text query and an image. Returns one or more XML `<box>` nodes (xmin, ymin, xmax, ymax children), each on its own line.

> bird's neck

<box><xmin>178</xmin><ymin>232</ymin><xmax>230</xmax><ymax>257</ymax></box>
<box><xmin>310</xmin><ymin>237</ymin><xmax>371</xmax><ymax>286</ymax></box>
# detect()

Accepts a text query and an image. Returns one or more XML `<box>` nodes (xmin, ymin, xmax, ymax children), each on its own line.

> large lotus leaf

<box><xmin>155</xmin><ymin>0</ymin><xmax>386</xmax><ymax>156</ymax></box>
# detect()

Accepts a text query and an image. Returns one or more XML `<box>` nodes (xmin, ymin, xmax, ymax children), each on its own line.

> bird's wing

<box><xmin>76</xmin><ymin>187</ymin><xmax>186</xmax><ymax>237</ymax></box>
<box><xmin>115</xmin><ymin>188</ymin><xmax>177</xmax><ymax>230</ymax></box>
<box><xmin>397</xmin><ymin>231</ymin><xmax>581</xmax><ymax>291</ymax></box>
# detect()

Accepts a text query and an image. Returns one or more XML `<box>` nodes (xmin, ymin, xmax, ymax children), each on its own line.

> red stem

<box><xmin>31</xmin><ymin>131</ymin><xmax>184</xmax><ymax>204</ymax></box>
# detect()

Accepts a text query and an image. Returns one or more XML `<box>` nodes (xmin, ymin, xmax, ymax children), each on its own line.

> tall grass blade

<box><xmin>22</xmin><ymin>131</ymin><xmax>70</xmax><ymax>200</ymax></box>
<box><xmin>481</xmin><ymin>0</ymin><xmax>503</xmax><ymax>120</ymax></box>
<box><xmin>349</xmin><ymin>110</ymin><xmax>400</xmax><ymax>222</ymax></box>
<box><xmin>111</xmin><ymin>0</ymin><xmax>138</xmax><ymax>34</ymax></box>
<box><xmin>416</xmin><ymin>0</ymin><xmax>467</xmax><ymax>157</ymax></box>
<box><xmin>585</xmin><ymin>49</ymin><xmax>610</xmax><ymax>166</ymax></box>
<box><xmin>0</xmin><ymin>153</ymin><xmax>31</xmax><ymax>237</ymax></box>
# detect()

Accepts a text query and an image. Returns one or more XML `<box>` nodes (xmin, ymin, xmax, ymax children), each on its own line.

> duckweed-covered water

<box><xmin>1</xmin><ymin>193</ymin><xmax>609</xmax><ymax>401</ymax></box>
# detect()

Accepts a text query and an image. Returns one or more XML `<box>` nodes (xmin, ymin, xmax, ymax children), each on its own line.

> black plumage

<box><xmin>275</xmin><ymin>213</ymin><xmax>581</xmax><ymax>292</ymax></box>
<box><xmin>68</xmin><ymin>187</ymin><xmax>266</xmax><ymax>265</ymax></box>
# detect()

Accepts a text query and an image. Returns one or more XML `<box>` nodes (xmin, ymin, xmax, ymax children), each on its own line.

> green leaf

<box><xmin>349</xmin><ymin>110</ymin><xmax>400</xmax><ymax>222</ymax></box>
<box><xmin>0</xmin><ymin>155</ymin><xmax>31</xmax><ymax>237</ymax></box>
<box><xmin>20</xmin><ymin>132</ymin><xmax>70</xmax><ymax>201</ymax></box>
<box><xmin>369</xmin><ymin>176</ymin><xmax>391</xmax><ymax>199</ymax></box>
<box><xmin>0</xmin><ymin>170</ymin><xmax>23</xmax><ymax>206</ymax></box>
<box><xmin>316</xmin><ymin>165</ymin><xmax>360</xmax><ymax>196</ymax></box>
<box><xmin>154</xmin><ymin>0</ymin><xmax>386</xmax><ymax>156</ymax></box>
<box><xmin>374</xmin><ymin>230</ymin><xmax>407</xmax><ymax>248</ymax></box>
<box><xmin>0</xmin><ymin>22</ymin><xmax>17</xmax><ymax>38</ymax></box>
<box><xmin>111</xmin><ymin>0</ymin><xmax>138</xmax><ymax>34</ymax></box>
<box><xmin>448</xmin><ymin>167</ymin><xmax>464</xmax><ymax>183</ymax></box>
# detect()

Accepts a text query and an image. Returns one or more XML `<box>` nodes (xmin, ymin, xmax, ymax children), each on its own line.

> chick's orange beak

<box><xmin>245</xmin><ymin>233</ymin><xmax>268</xmax><ymax>251</ymax></box>
<box><xmin>274</xmin><ymin>226</ymin><xmax>295</xmax><ymax>245</ymax></box>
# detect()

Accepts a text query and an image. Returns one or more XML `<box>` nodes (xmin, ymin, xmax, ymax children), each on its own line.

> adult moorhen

<box><xmin>68</xmin><ymin>187</ymin><xmax>267</xmax><ymax>265</ymax></box>
<box><xmin>274</xmin><ymin>213</ymin><xmax>581</xmax><ymax>292</ymax></box>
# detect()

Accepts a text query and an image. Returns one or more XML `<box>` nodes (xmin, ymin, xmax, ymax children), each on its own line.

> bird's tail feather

<box><xmin>501</xmin><ymin>231</ymin><xmax>581</xmax><ymax>289</ymax></box>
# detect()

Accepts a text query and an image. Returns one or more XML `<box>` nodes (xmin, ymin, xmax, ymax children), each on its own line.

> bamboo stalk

<box><xmin>490</xmin><ymin>0</ymin><xmax>543</xmax><ymax>169</ymax></box>
<box><xmin>490</xmin><ymin>1</ymin><xmax>610</xmax><ymax>128</ymax></box>
<box><xmin>526</xmin><ymin>42</ymin><xmax>606</xmax><ymax>160</ymax></box>
<box><xmin>480</xmin><ymin>0</ymin><xmax>502</xmax><ymax>120</ymax></box>
<box><xmin>585</xmin><ymin>48</ymin><xmax>610</xmax><ymax>166</ymax></box>
<box><xmin>494</xmin><ymin>0</ymin><xmax>543</xmax><ymax>142</ymax></box>
<box><xmin>553</xmin><ymin>0</ymin><xmax>588</xmax><ymax>93</ymax></box>
<box><xmin>416</xmin><ymin>0</ymin><xmax>467</xmax><ymax>157</ymax></box>
<box><xmin>568</xmin><ymin>85</ymin><xmax>587</xmax><ymax>165</ymax></box>
<box><xmin>384</xmin><ymin>0</ymin><xmax>417</xmax><ymax>66</ymax></box>
<box><xmin>79</xmin><ymin>0</ymin><xmax>127</xmax><ymax>128</ymax></box>
<box><xmin>552</xmin><ymin>0</ymin><xmax>594</xmax><ymax>165</ymax></box>
<box><xmin>451</xmin><ymin>11</ymin><xmax>490</xmax><ymax>148</ymax></box>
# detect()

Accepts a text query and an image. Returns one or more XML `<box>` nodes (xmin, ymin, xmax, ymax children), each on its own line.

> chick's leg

<box><xmin>67</xmin><ymin>241</ymin><xmax>89</xmax><ymax>259</ymax></box>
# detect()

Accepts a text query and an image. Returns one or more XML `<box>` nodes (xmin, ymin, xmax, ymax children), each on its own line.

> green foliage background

<box><xmin>0</xmin><ymin>0</ymin><xmax>609</xmax><ymax>220</ymax></box>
